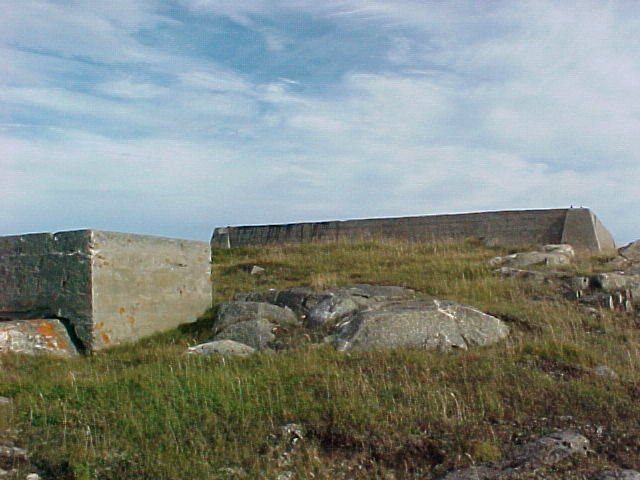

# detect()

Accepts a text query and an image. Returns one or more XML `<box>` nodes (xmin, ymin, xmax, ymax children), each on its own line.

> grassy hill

<box><xmin>1</xmin><ymin>240</ymin><xmax>639</xmax><ymax>479</ymax></box>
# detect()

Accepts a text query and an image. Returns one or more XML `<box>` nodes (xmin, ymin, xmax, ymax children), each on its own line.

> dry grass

<box><xmin>1</xmin><ymin>239</ymin><xmax>639</xmax><ymax>479</ymax></box>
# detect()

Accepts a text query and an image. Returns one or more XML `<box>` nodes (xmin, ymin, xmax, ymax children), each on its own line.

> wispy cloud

<box><xmin>1</xmin><ymin>1</ymin><xmax>639</xmax><ymax>242</ymax></box>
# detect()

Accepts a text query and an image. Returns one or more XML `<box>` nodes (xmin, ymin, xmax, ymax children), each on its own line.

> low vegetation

<box><xmin>1</xmin><ymin>239</ymin><xmax>639</xmax><ymax>479</ymax></box>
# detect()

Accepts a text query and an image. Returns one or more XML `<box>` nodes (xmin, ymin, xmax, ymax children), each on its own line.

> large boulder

<box><xmin>214</xmin><ymin>301</ymin><xmax>298</xmax><ymax>333</ymax></box>
<box><xmin>332</xmin><ymin>299</ymin><xmax>509</xmax><ymax>352</ymax></box>
<box><xmin>0</xmin><ymin>319</ymin><xmax>78</xmax><ymax>356</ymax></box>
<box><xmin>234</xmin><ymin>284</ymin><xmax>415</xmax><ymax>329</ymax></box>
<box><xmin>214</xmin><ymin>319</ymin><xmax>276</xmax><ymax>351</ymax></box>
<box><xmin>489</xmin><ymin>244</ymin><xmax>574</xmax><ymax>269</ymax></box>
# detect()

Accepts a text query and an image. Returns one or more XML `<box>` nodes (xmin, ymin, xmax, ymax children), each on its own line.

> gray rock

<box><xmin>214</xmin><ymin>302</ymin><xmax>298</xmax><ymax>333</ymax></box>
<box><xmin>542</xmin><ymin>244</ymin><xmax>576</xmax><ymax>256</ymax></box>
<box><xmin>0</xmin><ymin>319</ymin><xmax>78</xmax><ymax>357</ymax></box>
<box><xmin>507</xmin><ymin>430</ymin><xmax>590</xmax><ymax>467</ymax></box>
<box><xmin>215</xmin><ymin>319</ymin><xmax>275</xmax><ymax>350</ymax></box>
<box><xmin>594</xmin><ymin>470</ymin><xmax>640</xmax><ymax>480</ymax></box>
<box><xmin>187</xmin><ymin>340</ymin><xmax>255</xmax><ymax>357</ymax></box>
<box><xmin>440</xmin><ymin>431</ymin><xmax>589</xmax><ymax>479</ymax></box>
<box><xmin>333</xmin><ymin>299</ymin><xmax>509</xmax><ymax>352</ymax></box>
<box><xmin>619</xmin><ymin>240</ymin><xmax>640</xmax><ymax>263</ymax></box>
<box><xmin>235</xmin><ymin>284</ymin><xmax>415</xmax><ymax>325</ymax></box>
<box><xmin>305</xmin><ymin>294</ymin><xmax>360</xmax><ymax>329</ymax></box>
<box><xmin>489</xmin><ymin>245</ymin><xmax>574</xmax><ymax>269</ymax></box>
<box><xmin>0</xmin><ymin>443</ymin><xmax>28</xmax><ymax>470</ymax></box>
<box><xmin>0</xmin><ymin>397</ymin><xmax>10</xmax><ymax>407</ymax></box>
<box><xmin>593</xmin><ymin>365</ymin><xmax>618</xmax><ymax>380</ymax></box>
<box><xmin>591</xmin><ymin>272</ymin><xmax>640</xmax><ymax>292</ymax></box>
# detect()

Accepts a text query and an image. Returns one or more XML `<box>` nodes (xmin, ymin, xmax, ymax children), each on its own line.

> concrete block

<box><xmin>0</xmin><ymin>230</ymin><xmax>211</xmax><ymax>351</ymax></box>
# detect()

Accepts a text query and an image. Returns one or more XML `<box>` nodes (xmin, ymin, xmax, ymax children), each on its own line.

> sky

<box><xmin>1</xmin><ymin>1</ymin><xmax>639</xmax><ymax>244</ymax></box>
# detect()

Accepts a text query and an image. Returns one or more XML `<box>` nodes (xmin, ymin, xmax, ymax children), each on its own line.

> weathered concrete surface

<box><xmin>0</xmin><ymin>319</ymin><xmax>78</xmax><ymax>356</ymax></box>
<box><xmin>212</xmin><ymin>208</ymin><xmax>615</xmax><ymax>252</ymax></box>
<box><xmin>1</xmin><ymin>230</ymin><xmax>211</xmax><ymax>351</ymax></box>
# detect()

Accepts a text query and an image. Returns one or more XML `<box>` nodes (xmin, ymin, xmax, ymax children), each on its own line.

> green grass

<box><xmin>1</xmin><ymin>239</ymin><xmax>639</xmax><ymax>479</ymax></box>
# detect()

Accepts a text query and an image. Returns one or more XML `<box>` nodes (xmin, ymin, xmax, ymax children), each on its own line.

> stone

<box><xmin>593</xmin><ymin>365</ymin><xmax>618</xmax><ymax>379</ymax></box>
<box><xmin>0</xmin><ymin>397</ymin><xmax>10</xmax><ymax>407</ymax></box>
<box><xmin>0</xmin><ymin>319</ymin><xmax>78</xmax><ymax>356</ymax></box>
<box><xmin>250</xmin><ymin>265</ymin><xmax>266</xmax><ymax>276</ymax></box>
<box><xmin>619</xmin><ymin>240</ymin><xmax>640</xmax><ymax>263</ymax></box>
<box><xmin>214</xmin><ymin>302</ymin><xmax>298</xmax><ymax>333</ymax></box>
<box><xmin>489</xmin><ymin>245</ymin><xmax>573</xmax><ymax>269</ymax></box>
<box><xmin>440</xmin><ymin>431</ymin><xmax>589</xmax><ymax>479</ymax></box>
<box><xmin>332</xmin><ymin>299</ymin><xmax>509</xmax><ymax>352</ymax></box>
<box><xmin>0</xmin><ymin>443</ymin><xmax>27</xmax><ymax>470</ymax></box>
<box><xmin>0</xmin><ymin>230</ymin><xmax>211</xmax><ymax>352</ymax></box>
<box><xmin>507</xmin><ymin>430</ymin><xmax>590</xmax><ymax>467</ymax></box>
<box><xmin>591</xmin><ymin>272</ymin><xmax>640</xmax><ymax>292</ymax></box>
<box><xmin>26</xmin><ymin>474</ymin><xmax>41</xmax><ymax>480</ymax></box>
<box><xmin>542</xmin><ymin>244</ymin><xmax>576</xmax><ymax>257</ymax></box>
<box><xmin>305</xmin><ymin>294</ymin><xmax>360</xmax><ymax>329</ymax></box>
<box><xmin>234</xmin><ymin>284</ymin><xmax>415</xmax><ymax>329</ymax></box>
<box><xmin>594</xmin><ymin>470</ymin><xmax>640</xmax><ymax>480</ymax></box>
<box><xmin>215</xmin><ymin>319</ymin><xmax>276</xmax><ymax>350</ymax></box>
<box><xmin>187</xmin><ymin>340</ymin><xmax>255</xmax><ymax>357</ymax></box>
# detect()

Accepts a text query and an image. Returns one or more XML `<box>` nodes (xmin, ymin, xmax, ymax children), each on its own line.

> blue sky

<box><xmin>1</xmin><ymin>1</ymin><xmax>639</xmax><ymax>243</ymax></box>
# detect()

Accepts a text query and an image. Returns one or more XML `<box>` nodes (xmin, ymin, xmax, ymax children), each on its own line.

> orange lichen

<box><xmin>127</xmin><ymin>315</ymin><xmax>135</xmax><ymax>326</ymax></box>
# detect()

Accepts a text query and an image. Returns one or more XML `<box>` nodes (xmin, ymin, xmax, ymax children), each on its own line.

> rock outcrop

<box><xmin>489</xmin><ymin>244</ymin><xmax>575</xmax><ymax>269</ymax></box>
<box><xmin>194</xmin><ymin>284</ymin><xmax>509</xmax><ymax>355</ymax></box>
<box><xmin>187</xmin><ymin>339</ymin><xmax>256</xmax><ymax>357</ymax></box>
<box><xmin>440</xmin><ymin>431</ymin><xmax>590</xmax><ymax>479</ymax></box>
<box><xmin>331</xmin><ymin>299</ymin><xmax>509</xmax><ymax>352</ymax></box>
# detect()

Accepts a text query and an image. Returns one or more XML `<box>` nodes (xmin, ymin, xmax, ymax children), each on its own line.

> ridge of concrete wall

<box><xmin>212</xmin><ymin>208</ymin><xmax>615</xmax><ymax>252</ymax></box>
<box><xmin>1</xmin><ymin>229</ymin><xmax>212</xmax><ymax>352</ymax></box>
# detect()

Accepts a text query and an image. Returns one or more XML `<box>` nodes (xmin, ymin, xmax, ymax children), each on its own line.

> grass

<box><xmin>1</xmin><ymin>239</ymin><xmax>639</xmax><ymax>479</ymax></box>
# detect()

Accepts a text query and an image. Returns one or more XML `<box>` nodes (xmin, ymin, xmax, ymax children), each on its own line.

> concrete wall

<box><xmin>0</xmin><ymin>230</ymin><xmax>212</xmax><ymax>352</ymax></box>
<box><xmin>212</xmin><ymin>208</ymin><xmax>616</xmax><ymax>252</ymax></box>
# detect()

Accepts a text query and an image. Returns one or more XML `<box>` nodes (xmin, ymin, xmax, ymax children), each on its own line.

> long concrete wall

<box><xmin>212</xmin><ymin>208</ymin><xmax>616</xmax><ymax>252</ymax></box>
<box><xmin>1</xmin><ymin>230</ymin><xmax>211</xmax><ymax>352</ymax></box>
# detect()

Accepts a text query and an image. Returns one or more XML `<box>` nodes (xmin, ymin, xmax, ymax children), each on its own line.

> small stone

<box><xmin>0</xmin><ymin>397</ymin><xmax>10</xmax><ymax>406</ymax></box>
<box><xmin>594</xmin><ymin>470</ymin><xmax>640</xmax><ymax>480</ymax></box>
<box><xmin>250</xmin><ymin>265</ymin><xmax>266</xmax><ymax>276</ymax></box>
<box><xmin>26</xmin><ymin>474</ymin><xmax>41</xmax><ymax>480</ymax></box>
<box><xmin>593</xmin><ymin>365</ymin><xmax>618</xmax><ymax>380</ymax></box>
<box><xmin>187</xmin><ymin>340</ymin><xmax>255</xmax><ymax>357</ymax></box>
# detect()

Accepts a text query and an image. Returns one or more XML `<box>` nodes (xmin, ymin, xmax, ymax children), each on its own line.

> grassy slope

<box><xmin>1</xmin><ymin>240</ymin><xmax>639</xmax><ymax>479</ymax></box>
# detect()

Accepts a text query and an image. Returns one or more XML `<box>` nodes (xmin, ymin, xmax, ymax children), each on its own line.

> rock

<box><xmin>543</xmin><ymin>244</ymin><xmax>576</xmax><ymax>257</ymax></box>
<box><xmin>26</xmin><ymin>474</ymin><xmax>41</xmax><ymax>480</ymax></box>
<box><xmin>0</xmin><ymin>397</ymin><xmax>10</xmax><ymax>407</ymax></box>
<box><xmin>619</xmin><ymin>240</ymin><xmax>640</xmax><ymax>263</ymax></box>
<box><xmin>215</xmin><ymin>319</ymin><xmax>275</xmax><ymax>350</ymax></box>
<box><xmin>495</xmin><ymin>267</ymin><xmax>553</xmax><ymax>282</ymax></box>
<box><xmin>187</xmin><ymin>340</ymin><xmax>255</xmax><ymax>357</ymax></box>
<box><xmin>305</xmin><ymin>294</ymin><xmax>360</xmax><ymax>329</ymax></box>
<box><xmin>593</xmin><ymin>365</ymin><xmax>618</xmax><ymax>380</ymax></box>
<box><xmin>250</xmin><ymin>265</ymin><xmax>266</xmax><ymax>276</ymax></box>
<box><xmin>440</xmin><ymin>431</ymin><xmax>589</xmax><ymax>479</ymax></box>
<box><xmin>0</xmin><ymin>319</ymin><xmax>78</xmax><ymax>357</ymax></box>
<box><xmin>507</xmin><ymin>430</ymin><xmax>590</xmax><ymax>467</ymax></box>
<box><xmin>0</xmin><ymin>443</ymin><xmax>28</xmax><ymax>470</ymax></box>
<box><xmin>489</xmin><ymin>245</ymin><xmax>574</xmax><ymax>269</ymax></box>
<box><xmin>214</xmin><ymin>302</ymin><xmax>298</xmax><ymax>333</ymax></box>
<box><xmin>332</xmin><ymin>299</ymin><xmax>509</xmax><ymax>352</ymax></box>
<box><xmin>594</xmin><ymin>470</ymin><xmax>640</xmax><ymax>480</ymax></box>
<box><xmin>591</xmin><ymin>273</ymin><xmax>640</xmax><ymax>293</ymax></box>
